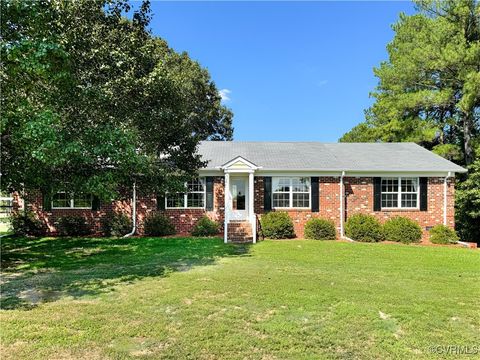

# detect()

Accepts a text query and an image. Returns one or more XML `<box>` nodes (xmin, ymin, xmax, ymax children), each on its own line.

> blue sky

<box><xmin>146</xmin><ymin>1</ymin><xmax>415</xmax><ymax>141</ymax></box>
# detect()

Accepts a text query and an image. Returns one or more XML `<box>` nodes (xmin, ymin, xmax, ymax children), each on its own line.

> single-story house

<box><xmin>13</xmin><ymin>141</ymin><xmax>467</xmax><ymax>243</ymax></box>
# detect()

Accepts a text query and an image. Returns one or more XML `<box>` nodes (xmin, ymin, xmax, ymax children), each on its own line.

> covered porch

<box><xmin>218</xmin><ymin>156</ymin><xmax>260</xmax><ymax>243</ymax></box>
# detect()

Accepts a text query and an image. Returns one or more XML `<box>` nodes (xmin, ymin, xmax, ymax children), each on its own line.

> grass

<box><xmin>0</xmin><ymin>218</ymin><xmax>11</xmax><ymax>235</ymax></box>
<box><xmin>1</xmin><ymin>237</ymin><xmax>479</xmax><ymax>359</ymax></box>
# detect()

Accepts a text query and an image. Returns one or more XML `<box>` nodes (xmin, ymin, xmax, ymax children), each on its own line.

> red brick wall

<box><xmin>15</xmin><ymin>189</ymin><xmax>113</xmax><ymax>235</ymax></box>
<box><xmin>159</xmin><ymin>177</ymin><xmax>225</xmax><ymax>234</ymax></box>
<box><xmin>254</xmin><ymin>176</ymin><xmax>341</xmax><ymax>238</ymax></box>
<box><xmin>344</xmin><ymin>177</ymin><xmax>455</xmax><ymax>242</ymax></box>
<box><xmin>14</xmin><ymin>177</ymin><xmax>225</xmax><ymax>236</ymax></box>
<box><xmin>14</xmin><ymin>175</ymin><xmax>455</xmax><ymax>242</ymax></box>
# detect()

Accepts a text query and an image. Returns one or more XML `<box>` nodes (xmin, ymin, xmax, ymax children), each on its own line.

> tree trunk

<box><xmin>463</xmin><ymin>112</ymin><xmax>474</xmax><ymax>165</ymax></box>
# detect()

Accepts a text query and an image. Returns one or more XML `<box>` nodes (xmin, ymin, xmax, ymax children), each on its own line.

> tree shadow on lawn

<box><xmin>0</xmin><ymin>236</ymin><xmax>251</xmax><ymax>310</ymax></box>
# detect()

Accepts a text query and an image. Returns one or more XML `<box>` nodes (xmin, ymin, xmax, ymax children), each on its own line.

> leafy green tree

<box><xmin>340</xmin><ymin>0</ymin><xmax>479</xmax><ymax>241</ymax></box>
<box><xmin>456</xmin><ymin>158</ymin><xmax>480</xmax><ymax>241</ymax></box>
<box><xmin>1</xmin><ymin>0</ymin><xmax>233</xmax><ymax>200</ymax></box>
<box><xmin>340</xmin><ymin>0</ymin><xmax>479</xmax><ymax>166</ymax></box>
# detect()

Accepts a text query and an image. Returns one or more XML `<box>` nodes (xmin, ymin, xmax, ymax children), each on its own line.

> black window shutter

<box><xmin>264</xmin><ymin>177</ymin><xmax>272</xmax><ymax>212</ymax></box>
<box><xmin>42</xmin><ymin>189</ymin><xmax>52</xmax><ymax>211</ymax></box>
<box><xmin>92</xmin><ymin>195</ymin><xmax>101</xmax><ymax>211</ymax></box>
<box><xmin>420</xmin><ymin>177</ymin><xmax>428</xmax><ymax>211</ymax></box>
<box><xmin>373</xmin><ymin>177</ymin><xmax>381</xmax><ymax>211</ymax></box>
<box><xmin>206</xmin><ymin>177</ymin><xmax>214</xmax><ymax>211</ymax></box>
<box><xmin>311</xmin><ymin>177</ymin><xmax>319</xmax><ymax>212</ymax></box>
<box><xmin>157</xmin><ymin>194</ymin><xmax>165</xmax><ymax>210</ymax></box>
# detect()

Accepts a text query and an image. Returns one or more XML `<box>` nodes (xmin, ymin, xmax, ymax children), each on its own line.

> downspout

<box><xmin>123</xmin><ymin>181</ymin><xmax>136</xmax><ymax>237</ymax></box>
<box><xmin>443</xmin><ymin>172</ymin><xmax>452</xmax><ymax>226</ymax></box>
<box><xmin>224</xmin><ymin>173</ymin><xmax>229</xmax><ymax>244</ymax></box>
<box><xmin>339</xmin><ymin>171</ymin><xmax>346</xmax><ymax>238</ymax></box>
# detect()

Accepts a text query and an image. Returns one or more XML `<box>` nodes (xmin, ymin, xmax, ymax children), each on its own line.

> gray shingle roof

<box><xmin>198</xmin><ymin>141</ymin><xmax>467</xmax><ymax>173</ymax></box>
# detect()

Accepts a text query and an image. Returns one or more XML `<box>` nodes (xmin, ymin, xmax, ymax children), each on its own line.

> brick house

<box><xmin>13</xmin><ymin>141</ymin><xmax>466</xmax><ymax>243</ymax></box>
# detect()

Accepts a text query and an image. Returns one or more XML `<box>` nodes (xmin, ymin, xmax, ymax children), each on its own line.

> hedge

<box><xmin>304</xmin><ymin>218</ymin><xmax>336</xmax><ymax>240</ymax></box>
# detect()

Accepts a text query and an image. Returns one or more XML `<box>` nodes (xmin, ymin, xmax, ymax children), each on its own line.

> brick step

<box><xmin>228</xmin><ymin>228</ymin><xmax>252</xmax><ymax>233</ymax></box>
<box><xmin>227</xmin><ymin>221</ymin><xmax>254</xmax><ymax>243</ymax></box>
<box><xmin>228</xmin><ymin>234</ymin><xmax>252</xmax><ymax>238</ymax></box>
<box><xmin>230</xmin><ymin>237</ymin><xmax>253</xmax><ymax>243</ymax></box>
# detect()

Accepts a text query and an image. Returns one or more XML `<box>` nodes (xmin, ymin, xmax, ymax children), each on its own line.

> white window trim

<box><xmin>272</xmin><ymin>177</ymin><xmax>311</xmax><ymax>210</ymax></box>
<box><xmin>51</xmin><ymin>192</ymin><xmax>92</xmax><ymax>210</ymax></box>
<box><xmin>381</xmin><ymin>177</ymin><xmax>420</xmax><ymax>210</ymax></box>
<box><xmin>165</xmin><ymin>178</ymin><xmax>206</xmax><ymax>209</ymax></box>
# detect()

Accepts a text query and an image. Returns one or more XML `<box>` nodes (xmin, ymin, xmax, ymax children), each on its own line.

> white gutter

<box><xmin>443</xmin><ymin>172</ymin><xmax>452</xmax><ymax>226</ymax></box>
<box><xmin>123</xmin><ymin>181</ymin><xmax>137</xmax><ymax>237</ymax></box>
<box><xmin>340</xmin><ymin>171</ymin><xmax>345</xmax><ymax>238</ymax></box>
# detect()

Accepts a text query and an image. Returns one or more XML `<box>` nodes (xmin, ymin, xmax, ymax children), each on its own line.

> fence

<box><xmin>0</xmin><ymin>195</ymin><xmax>13</xmax><ymax>218</ymax></box>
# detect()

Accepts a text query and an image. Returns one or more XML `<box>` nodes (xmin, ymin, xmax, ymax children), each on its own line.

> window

<box><xmin>381</xmin><ymin>177</ymin><xmax>419</xmax><ymax>209</ymax></box>
<box><xmin>166</xmin><ymin>178</ymin><xmax>205</xmax><ymax>208</ymax></box>
<box><xmin>52</xmin><ymin>192</ymin><xmax>92</xmax><ymax>209</ymax></box>
<box><xmin>272</xmin><ymin>177</ymin><xmax>310</xmax><ymax>208</ymax></box>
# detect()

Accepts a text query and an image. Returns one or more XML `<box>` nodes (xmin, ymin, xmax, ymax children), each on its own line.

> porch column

<box><xmin>224</xmin><ymin>172</ymin><xmax>230</xmax><ymax>243</ymax></box>
<box><xmin>248</xmin><ymin>172</ymin><xmax>256</xmax><ymax>243</ymax></box>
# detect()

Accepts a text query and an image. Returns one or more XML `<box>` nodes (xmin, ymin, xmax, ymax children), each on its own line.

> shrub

<box><xmin>191</xmin><ymin>216</ymin><xmax>219</xmax><ymax>237</ymax></box>
<box><xmin>304</xmin><ymin>218</ymin><xmax>336</xmax><ymax>240</ymax></box>
<box><xmin>345</xmin><ymin>214</ymin><xmax>383</xmax><ymax>242</ymax></box>
<box><xmin>383</xmin><ymin>217</ymin><xmax>422</xmax><ymax>244</ymax></box>
<box><xmin>260</xmin><ymin>211</ymin><xmax>295</xmax><ymax>239</ymax></box>
<box><xmin>57</xmin><ymin>216</ymin><xmax>92</xmax><ymax>236</ymax></box>
<box><xmin>11</xmin><ymin>212</ymin><xmax>45</xmax><ymax>236</ymax></box>
<box><xmin>429</xmin><ymin>225</ymin><xmax>459</xmax><ymax>245</ymax></box>
<box><xmin>101</xmin><ymin>213</ymin><xmax>132</xmax><ymax>237</ymax></box>
<box><xmin>144</xmin><ymin>213</ymin><xmax>175</xmax><ymax>236</ymax></box>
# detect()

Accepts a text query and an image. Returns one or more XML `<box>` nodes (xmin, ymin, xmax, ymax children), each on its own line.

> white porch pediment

<box><xmin>217</xmin><ymin>156</ymin><xmax>261</xmax><ymax>173</ymax></box>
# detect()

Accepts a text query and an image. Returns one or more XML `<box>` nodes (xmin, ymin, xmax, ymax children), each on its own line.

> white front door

<box><xmin>230</xmin><ymin>176</ymin><xmax>248</xmax><ymax>221</ymax></box>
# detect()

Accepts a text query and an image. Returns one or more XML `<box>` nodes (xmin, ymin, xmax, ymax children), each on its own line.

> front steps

<box><xmin>227</xmin><ymin>220</ymin><xmax>254</xmax><ymax>243</ymax></box>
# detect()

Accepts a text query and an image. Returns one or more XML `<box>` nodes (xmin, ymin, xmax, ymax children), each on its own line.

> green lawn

<box><xmin>0</xmin><ymin>218</ymin><xmax>11</xmax><ymax>235</ymax></box>
<box><xmin>1</xmin><ymin>237</ymin><xmax>479</xmax><ymax>359</ymax></box>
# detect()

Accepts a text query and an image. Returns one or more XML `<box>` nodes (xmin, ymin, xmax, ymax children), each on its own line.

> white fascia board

<box><xmin>200</xmin><ymin>169</ymin><xmax>456</xmax><ymax>177</ymax></box>
<box><xmin>256</xmin><ymin>170</ymin><xmax>342</xmax><ymax>177</ymax></box>
<box><xmin>224</xmin><ymin>169</ymin><xmax>256</xmax><ymax>174</ymax></box>
<box><xmin>344</xmin><ymin>171</ymin><xmax>454</xmax><ymax>177</ymax></box>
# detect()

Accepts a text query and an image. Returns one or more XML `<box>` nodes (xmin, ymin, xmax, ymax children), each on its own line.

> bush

<box><xmin>345</xmin><ymin>214</ymin><xmax>383</xmax><ymax>242</ymax></box>
<box><xmin>304</xmin><ymin>218</ymin><xmax>336</xmax><ymax>240</ymax></box>
<box><xmin>144</xmin><ymin>213</ymin><xmax>175</xmax><ymax>236</ymax></box>
<box><xmin>260</xmin><ymin>211</ymin><xmax>295</xmax><ymax>239</ymax></box>
<box><xmin>101</xmin><ymin>213</ymin><xmax>132</xmax><ymax>237</ymax></box>
<box><xmin>191</xmin><ymin>216</ymin><xmax>219</xmax><ymax>237</ymax></box>
<box><xmin>11</xmin><ymin>212</ymin><xmax>45</xmax><ymax>236</ymax></box>
<box><xmin>383</xmin><ymin>217</ymin><xmax>422</xmax><ymax>244</ymax></box>
<box><xmin>429</xmin><ymin>225</ymin><xmax>459</xmax><ymax>245</ymax></box>
<box><xmin>57</xmin><ymin>216</ymin><xmax>92</xmax><ymax>236</ymax></box>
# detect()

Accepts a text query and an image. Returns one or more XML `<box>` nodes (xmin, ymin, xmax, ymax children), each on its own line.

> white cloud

<box><xmin>219</xmin><ymin>89</ymin><xmax>231</xmax><ymax>102</ymax></box>
<box><xmin>317</xmin><ymin>80</ymin><xmax>328</xmax><ymax>87</ymax></box>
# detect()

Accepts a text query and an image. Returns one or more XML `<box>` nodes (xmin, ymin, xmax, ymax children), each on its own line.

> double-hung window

<box><xmin>381</xmin><ymin>177</ymin><xmax>419</xmax><ymax>209</ymax></box>
<box><xmin>272</xmin><ymin>177</ymin><xmax>310</xmax><ymax>209</ymax></box>
<box><xmin>52</xmin><ymin>192</ymin><xmax>92</xmax><ymax>209</ymax></box>
<box><xmin>166</xmin><ymin>178</ymin><xmax>205</xmax><ymax>209</ymax></box>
